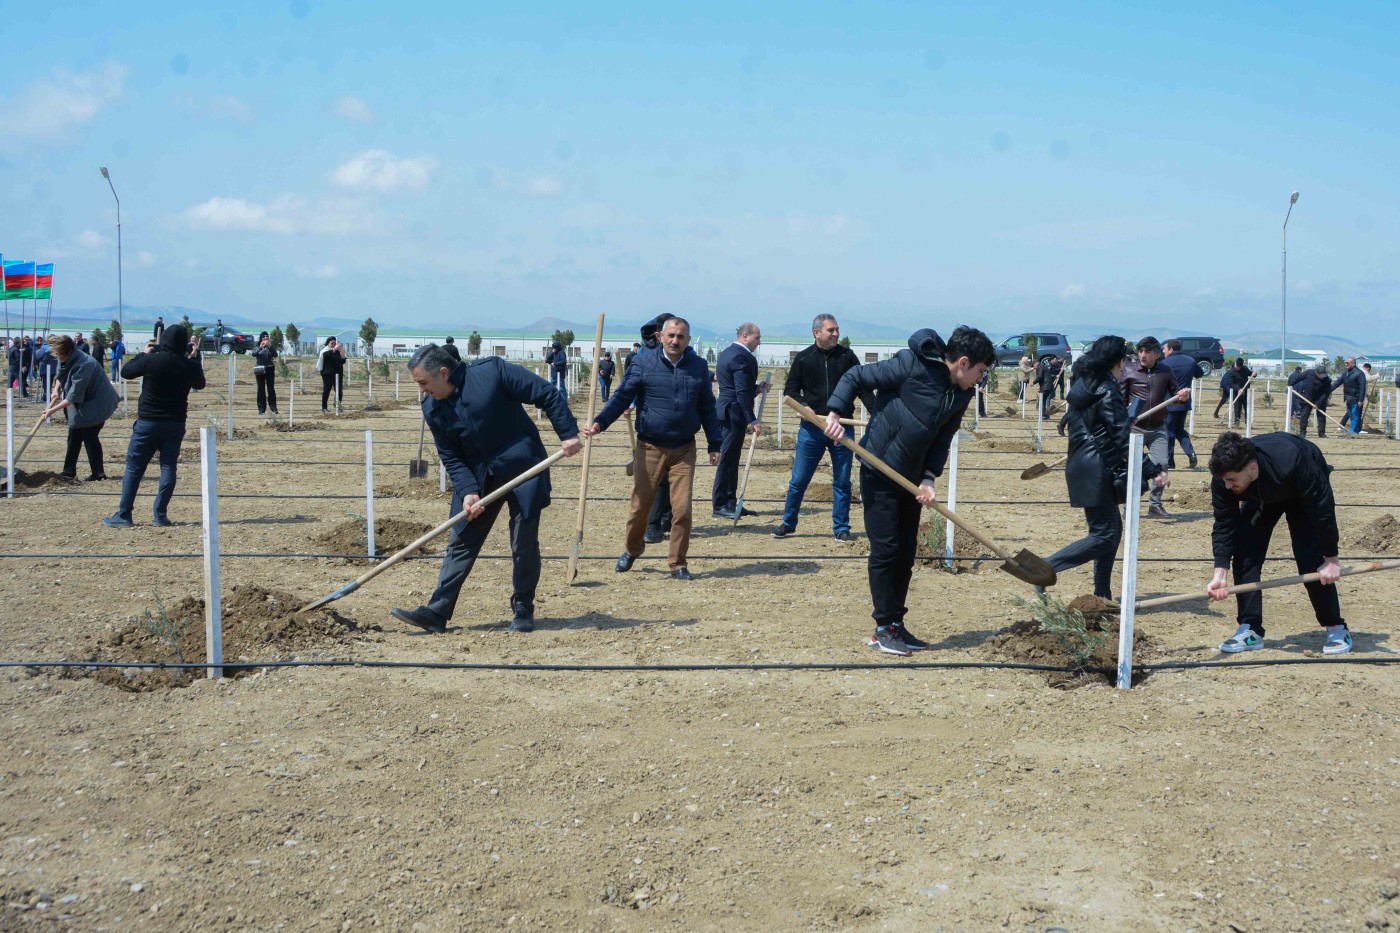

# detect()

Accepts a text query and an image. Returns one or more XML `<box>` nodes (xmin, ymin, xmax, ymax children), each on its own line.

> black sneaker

<box><xmin>152</xmin><ymin>516</ymin><xmax>173</xmax><ymax>527</ymax></box>
<box><xmin>643</xmin><ymin>529</ymin><xmax>666</xmax><ymax>544</ymax></box>
<box><xmin>868</xmin><ymin>626</ymin><xmax>912</xmax><ymax>656</ymax></box>
<box><xmin>615</xmin><ymin>551</ymin><xmax>637</xmax><ymax>573</ymax></box>
<box><xmin>391</xmin><ymin>606</ymin><xmax>448</xmax><ymax>634</ymax></box>
<box><xmin>1188</xmin><ymin>455</ymin><xmax>1199</xmax><ymax>469</ymax></box>
<box><xmin>738</xmin><ymin>506</ymin><xmax>757</xmax><ymax>517</ymax></box>
<box><xmin>712</xmin><ymin>507</ymin><xmax>738</xmax><ymax>520</ymax></box>
<box><xmin>892</xmin><ymin>623</ymin><xmax>929</xmax><ymax>651</ymax></box>
<box><xmin>508</xmin><ymin>612</ymin><xmax>534</xmax><ymax>633</ymax></box>
<box><xmin>834</xmin><ymin>531</ymin><xmax>856</xmax><ymax>542</ymax></box>
<box><xmin>672</xmin><ymin>567</ymin><xmax>694</xmax><ymax>581</ymax></box>
<box><xmin>771</xmin><ymin>523</ymin><xmax>795</xmax><ymax>539</ymax></box>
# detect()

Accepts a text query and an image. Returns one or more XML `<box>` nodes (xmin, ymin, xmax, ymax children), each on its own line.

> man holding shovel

<box><xmin>1121</xmin><ymin>336</ymin><xmax>1190</xmax><ymax>519</ymax></box>
<box><xmin>1207</xmin><ymin>431</ymin><xmax>1352</xmax><ymax>654</ymax></box>
<box><xmin>390</xmin><ymin>345</ymin><xmax>581</xmax><ymax>635</ymax></box>
<box><xmin>824</xmin><ymin>325</ymin><xmax>995</xmax><ymax>655</ymax></box>
<box><xmin>711</xmin><ymin>322</ymin><xmax>765</xmax><ymax>519</ymax></box>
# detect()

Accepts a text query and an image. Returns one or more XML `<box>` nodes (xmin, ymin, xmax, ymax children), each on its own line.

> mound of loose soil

<box><xmin>1066</xmin><ymin>594</ymin><xmax>1119</xmax><ymax>621</ymax></box>
<box><xmin>267</xmin><ymin>420</ymin><xmax>324</xmax><ymax>433</ymax></box>
<box><xmin>315</xmin><ymin>516</ymin><xmax>439</xmax><ymax>558</ymax></box>
<box><xmin>376</xmin><ymin>477</ymin><xmax>452</xmax><ymax>500</ymax></box>
<box><xmin>1352</xmin><ymin>513</ymin><xmax>1400</xmax><ymax>553</ymax></box>
<box><xmin>984</xmin><ymin>615</ymin><xmax>1165</xmax><ymax>688</ymax></box>
<box><xmin>67</xmin><ymin>584</ymin><xmax>376</xmax><ymax>692</ymax></box>
<box><xmin>1171</xmin><ymin>482</ymin><xmax>1213</xmax><ymax>509</ymax></box>
<box><xmin>975</xmin><ymin>438</ymin><xmax>1038</xmax><ymax>453</ymax></box>
<box><xmin>5</xmin><ymin>470</ymin><xmax>82</xmax><ymax>490</ymax></box>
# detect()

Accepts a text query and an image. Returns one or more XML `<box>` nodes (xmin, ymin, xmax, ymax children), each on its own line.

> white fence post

<box><xmin>439</xmin><ymin>460</ymin><xmax>447</xmax><ymax>493</ymax></box>
<box><xmin>1117</xmin><ymin>433</ymin><xmax>1144</xmax><ymax>690</ymax></box>
<box><xmin>199</xmin><ymin>426</ymin><xmax>224</xmax><ymax>680</ymax></box>
<box><xmin>1189</xmin><ymin>378</ymin><xmax>1198</xmax><ymax>436</ymax></box>
<box><xmin>226</xmin><ymin>354</ymin><xmax>235</xmax><ymax>441</ymax></box>
<box><xmin>776</xmin><ymin>398</ymin><xmax>784</xmax><ymax>450</ymax></box>
<box><xmin>1245</xmin><ymin>388</ymin><xmax>1255</xmax><ymax>438</ymax></box>
<box><xmin>1036</xmin><ymin>393</ymin><xmax>1044</xmax><ymax>453</ymax></box>
<box><xmin>5</xmin><ymin>390</ymin><xmax>13</xmax><ymax>500</ymax></box>
<box><xmin>944</xmin><ymin>432</ymin><xmax>959</xmax><ymax>569</ymax></box>
<box><xmin>395</xmin><ymin>370</ymin><xmax>400</xmax><ymax>401</ymax></box>
<box><xmin>299</xmin><ymin>361</ymin><xmax>304</xmax><ymax>394</ymax></box>
<box><xmin>973</xmin><ymin>388</ymin><xmax>980</xmax><ymax>431</ymax></box>
<box><xmin>1228</xmin><ymin>389</ymin><xmax>1237</xmax><ymax>429</ymax></box>
<box><xmin>335</xmin><ymin>375</ymin><xmax>341</xmax><ymax>415</ymax></box>
<box><xmin>365</xmin><ymin>430</ymin><xmax>376</xmax><ymax>559</ymax></box>
<box><xmin>368</xmin><ymin>371</ymin><xmax>373</xmax><ymax>405</ymax></box>
<box><xmin>288</xmin><ymin>381</ymin><xmax>294</xmax><ymax>427</ymax></box>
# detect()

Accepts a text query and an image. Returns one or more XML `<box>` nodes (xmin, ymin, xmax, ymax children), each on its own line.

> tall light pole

<box><xmin>100</xmin><ymin>166</ymin><xmax>123</xmax><ymax>336</ymax></box>
<box><xmin>1282</xmin><ymin>190</ymin><xmax>1298</xmax><ymax>374</ymax></box>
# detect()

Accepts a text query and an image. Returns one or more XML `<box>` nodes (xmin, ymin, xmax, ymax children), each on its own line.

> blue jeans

<box><xmin>1340</xmin><ymin>401</ymin><xmax>1362</xmax><ymax>433</ymax></box>
<box><xmin>599</xmin><ymin>377</ymin><xmax>611</xmax><ymax>401</ymax></box>
<box><xmin>782</xmin><ymin>420</ymin><xmax>853</xmax><ymax>534</ymax></box>
<box><xmin>551</xmin><ymin>370</ymin><xmax>568</xmax><ymax>400</ymax></box>
<box><xmin>1164</xmin><ymin>409</ymin><xmax>1196</xmax><ymax>468</ymax></box>
<box><xmin>111</xmin><ymin>357</ymin><xmax>123</xmax><ymax>380</ymax></box>
<box><xmin>116</xmin><ymin>419</ymin><xmax>186</xmax><ymax>521</ymax></box>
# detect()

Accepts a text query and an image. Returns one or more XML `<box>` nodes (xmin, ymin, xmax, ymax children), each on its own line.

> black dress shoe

<box><xmin>84</xmin><ymin>474</ymin><xmax>108</xmax><ymax>482</ymax></box>
<box><xmin>738</xmin><ymin>506</ymin><xmax>758</xmax><ymax>517</ymax></box>
<box><xmin>615</xmin><ymin>551</ymin><xmax>637</xmax><ymax>573</ymax></box>
<box><xmin>508</xmin><ymin>614</ymin><xmax>535</xmax><ymax>633</ymax></box>
<box><xmin>391</xmin><ymin>606</ymin><xmax>448</xmax><ymax>634</ymax></box>
<box><xmin>643</xmin><ymin>529</ymin><xmax>665</xmax><ymax>544</ymax></box>
<box><xmin>672</xmin><ymin>567</ymin><xmax>694</xmax><ymax>581</ymax></box>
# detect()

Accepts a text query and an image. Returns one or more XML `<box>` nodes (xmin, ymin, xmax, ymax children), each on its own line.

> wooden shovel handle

<box><xmin>782</xmin><ymin>397</ymin><xmax>1018</xmax><ymax>563</ymax></box>
<box><xmin>1135</xmin><ymin>558</ymin><xmax>1400</xmax><ymax>610</ymax></box>
<box><xmin>1289</xmin><ymin>387</ymin><xmax>1342</xmax><ymax>426</ymax></box>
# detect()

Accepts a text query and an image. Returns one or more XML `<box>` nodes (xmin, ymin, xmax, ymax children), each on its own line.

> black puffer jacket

<box><xmin>1062</xmin><ymin>372</ymin><xmax>1161</xmax><ymax>508</ymax></box>
<box><xmin>1211</xmin><ymin>432</ymin><xmax>1337</xmax><ymax>567</ymax></box>
<box><xmin>825</xmin><ymin>329</ymin><xmax>969</xmax><ymax>485</ymax></box>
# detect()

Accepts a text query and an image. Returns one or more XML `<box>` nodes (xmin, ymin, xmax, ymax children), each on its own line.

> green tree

<box><xmin>108</xmin><ymin>319</ymin><xmax>123</xmax><ymax>341</ymax></box>
<box><xmin>467</xmin><ymin>331</ymin><xmax>482</xmax><ymax>356</ymax></box>
<box><xmin>180</xmin><ymin>314</ymin><xmax>193</xmax><ymax>334</ymax></box>
<box><xmin>360</xmin><ymin>317</ymin><xmax>379</xmax><ymax>357</ymax></box>
<box><xmin>269</xmin><ymin>326</ymin><xmax>285</xmax><ymax>353</ymax></box>
<box><xmin>839</xmin><ymin>336</ymin><xmax>851</xmax><ymax>348</ymax></box>
<box><xmin>551</xmin><ymin>328</ymin><xmax>576</xmax><ymax>347</ymax></box>
<box><xmin>285</xmin><ymin>323</ymin><xmax>301</xmax><ymax>354</ymax></box>
<box><xmin>1023</xmin><ymin>334</ymin><xmax>1040</xmax><ymax>361</ymax></box>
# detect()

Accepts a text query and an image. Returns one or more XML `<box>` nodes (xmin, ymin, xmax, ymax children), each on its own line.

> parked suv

<box><xmin>995</xmin><ymin>332</ymin><xmax>1073</xmax><ymax>367</ymax></box>
<box><xmin>199</xmin><ymin>325</ymin><xmax>253</xmax><ymax>355</ymax></box>
<box><xmin>1166</xmin><ymin>336</ymin><xmax>1225</xmax><ymax>377</ymax></box>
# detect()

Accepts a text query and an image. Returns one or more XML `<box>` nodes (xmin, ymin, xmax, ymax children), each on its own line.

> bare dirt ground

<box><xmin>1</xmin><ymin>362</ymin><xmax>1398</xmax><ymax>931</ymax></box>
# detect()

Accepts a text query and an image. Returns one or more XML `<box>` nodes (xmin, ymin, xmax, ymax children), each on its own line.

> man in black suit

<box><xmin>391</xmin><ymin>344</ymin><xmax>581</xmax><ymax>635</ymax></box>
<box><xmin>711</xmin><ymin>323</ymin><xmax>765</xmax><ymax>518</ymax></box>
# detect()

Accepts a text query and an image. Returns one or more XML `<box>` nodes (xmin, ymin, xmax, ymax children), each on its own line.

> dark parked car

<box><xmin>199</xmin><ymin>325</ymin><xmax>253</xmax><ymax>355</ymax></box>
<box><xmin>995</xmin><ymin>332</ymin><xmax>1073</xmax><ymax>367</ymax></box>
<box><xmin>1166</xmin><ymin>336</ymin><xmax>1225</xmax><ymax>377</ymax></box>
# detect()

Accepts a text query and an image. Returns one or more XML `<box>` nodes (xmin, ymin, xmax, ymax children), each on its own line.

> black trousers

<box><xmin>861</xmin><ymin>468</ymin><xmax>922</xmax><ymax>627</ymax></box>
<box><xmin>1232</xmin><ymin>499</ymin><xmax>1342</xmax><ymax>635</ymax></box>
<box><xmin>426</xmin><ymin>477</ymin><xmax>542</xmax><ymax>622</ymax></box>
<box><xmin>321</xmin><ymin>373</ymin><xmax>343</xmax><ymax>410</ymax></box>
<box><xmin>63</xmin><ymin>423</ymin><xmax>105</xmax><ymax>478</ymax></box>
<box><xmin>1046</xmin><ymin>504</ymin><xmax>1121</xmax><ymax>598</ymax></box>
<box><xmin>256</xmin><ymin>371</ymin><xmax>279</xmax><ymax>414</ymax></box>
<box><xmin>1164</xmin><ymin>410</ymin><xmax>1196</xmax><ymax>468</ymax></box>
<box><xmin>1297</xmin><ymin>406</ymin><xmax>1326</xmax><ymax>437</ymax></box>
<box><xmin>711</xmin><ymin>410</ymin><xmax>748</xmax><ymax>511</ymax></box>
<box><xmin>648</xmin><ymin>472</ymin><xmax>672</xmax><ymax>533</ymax></box>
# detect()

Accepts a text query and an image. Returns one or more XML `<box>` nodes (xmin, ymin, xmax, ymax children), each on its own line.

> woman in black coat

<box><xmin>1044</xmin><ymin>335</ymin><xmax>1163</xmax><ymax>599</ymax></box>
<box><xmin>252</xmin><ymin>332</ymin><xmax>279</xmax><ymax>416</ymax></box>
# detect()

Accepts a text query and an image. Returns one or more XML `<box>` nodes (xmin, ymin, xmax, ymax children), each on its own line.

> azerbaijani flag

<box><xmin>34</xmin><ymin>263</ymin><xmax>53</xmax><ymax>299</ymax></box>
<box><xmin>2</xmin><ymin>260</ymin><xmax>35</xmax><ymax>300</ymax></box>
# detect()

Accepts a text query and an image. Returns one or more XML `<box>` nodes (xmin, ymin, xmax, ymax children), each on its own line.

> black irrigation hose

<box><xmin>3</xmin><ymin>657</ymin><xmax>1396</xmax><ymax>674</ymax></box>
<box><xmin>0</xmin><ymin>552</ymin><xmax>1391</xmax><ymax>564</ymax></box>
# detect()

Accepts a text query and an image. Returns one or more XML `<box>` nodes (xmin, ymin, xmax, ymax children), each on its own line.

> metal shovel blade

<box><xmin>408</xmin><ymin>459</ymin><xmax>429</xmax><ymax>479</ymax></box>
<box><xmin>624</xmin><ymin>458</ymin><xmax>634</xmax><ymax>477</ymax></box>
<box><xmin>1000</xmin><ymin>549</ymin><xmax>1057</xmax><ymax>587</ymax></box>
<box><xmin>1019</xmin><ymin>461</ymin><xmax>1051</xmax><ymax>480</ymax></box>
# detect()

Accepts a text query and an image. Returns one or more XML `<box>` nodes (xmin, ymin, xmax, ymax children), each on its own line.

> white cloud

<box><xmin>1061</xmin><ymin>283</ymin><xmax>1086</xmax><ymax>299</ymax></box>
<box><xmin>208</xmin><ymin>95</ymin><xmax>255</xmax><ymax>124</ymax></box>
<box><xmin>489</xmin><ymin>171</ymin><xmax>566</xmax><ymax>197</ymax></box>
<box><xmin>331</xmin><ymin>149</ymin><xmax>437</xmax><ymax>192</ymax></box>
<box><xmin>177</xmin><ymin>196</ymin><xmax>375</xmax><ymax>236</ymax></box>
<box><xmin>10</xmin><ymin>63</ymin><xmax>127</xmax><ymax>138</ymax></box>
<box><xmin>136</xmin><ymin>251</ymin><xmax>158</xmax><ymax>268</ymax></box>
<box><xmin>295</xmin><ymin>264</ymin><xmax>339</xmax><ymax>279</ymax></box>
<box><xmin>527</xmin><ymin>174</ymin><xmax>563</xmax><ymax>196</ymax></box>
<box><xmin>330</xmin><ymin>95</ymin><xmax>374</xmax><ymax>122</ymax></box>
<box><xmin>75</xmin><ymin>230</ymin><xmax>110</xmax><ymax>250</ymax></box>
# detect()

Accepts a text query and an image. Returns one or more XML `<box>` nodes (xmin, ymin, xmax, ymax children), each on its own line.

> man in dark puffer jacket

<box><xmin>587</xmin><ymin>317</ymin><xmax>722</xmax><ymax>580</ymax></box>
<box><xmin>824</xmin><ymin>325</ymin><xmax>995</xmax><ymax>656</ymax></box>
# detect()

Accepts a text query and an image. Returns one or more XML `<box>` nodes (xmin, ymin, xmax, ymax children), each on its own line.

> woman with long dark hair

<box><xmin>1044</xmin><ymin>335</ymin><xmax>1163</xmax><ymax>599</ymax></box>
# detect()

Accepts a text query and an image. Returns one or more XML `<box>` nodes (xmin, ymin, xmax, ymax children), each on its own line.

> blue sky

<box><xmin>2</xmin><ymin>1</ymin><xmax>1398</xmax><ymax>341</ymax></box>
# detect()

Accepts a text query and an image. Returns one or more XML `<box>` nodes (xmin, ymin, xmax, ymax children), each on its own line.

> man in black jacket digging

<box><xmin>1207</xmin><ymin>431</ymin><xmax>1352</xmax><ymax>654</ymax></box>
<box><xmin>824</xmin><ymin>325</ymin><xmax>995</xmax><ymax>655</ymax></box>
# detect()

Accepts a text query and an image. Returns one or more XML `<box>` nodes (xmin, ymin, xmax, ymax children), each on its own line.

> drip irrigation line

<box><xmin>4</xmin><ymin>657</ymin><xmax>1396</xmax><ymax>675</ymax></box>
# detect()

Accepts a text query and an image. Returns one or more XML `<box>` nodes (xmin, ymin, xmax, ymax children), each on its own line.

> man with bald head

<box><xmin>712</xmin><ymin>322</ymin><xmax>765</xmax><ymax>518</ymax></box>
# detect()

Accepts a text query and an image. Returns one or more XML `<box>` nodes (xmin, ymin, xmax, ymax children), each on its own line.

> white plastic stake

<box><xmin>299</xmin><ymin>361</ymin><xmax>304</xmax><ymax>394</ymax></box>
<box><xmin>5</xmin><ymin>390</ymin><xmax>13</xmax><ymax>500</ymax></box>
<box><xmin>1117</xmin><ymin>432</ymin><xmax>1144</xmax><ymax>690</ymax></box>
<box><xmin>1245</xmin><ymin>388</ymin><xmax>1255</xmax><ymax>437</ymax></box>
<box><xmin>1228</xmin><ymin>389</ymin><xmax>1237</xmax><ymax>429</ymax></box>
<box><xmin>288</xmin><ymin>381</ymin><xmax>294</xmax><ymax>427</ymax></box>
<box><xmin>973</xmin><ymin>388</ymin><xmax>980</xmax><ymax>431</ymax></box>
<box><xmin>776</xmin><ymin>398</ymin><xmax>784</xmax><ymax>450</ymax></box>
<box><xmin>226</xmin><ymin>354</ymin><xmax>235</xmax><ymax>441</ymax></box>
<box><xmin>1189</xmin><ymin>378</ymin><xmax>1198</xmax><ymax>436</ymax></box>
<box><xmin>335</xmin><ymin>374</ymin><xmax>342</xmax><ymax>415</ymax></box>
<box><xmin>365</xmin><ymin>430</ymin><xmax>376</xmax><ymax>559</ymax></box>
<box><xmin>439</xmin><ymin>460</ymin><xmax>447</xmax><ymax>493</ymax></box>
<box><xmin>121</xmin><ymin>377</ymin><xmax>127</xmax><ymax>418</ymax></box>
<box><xmin>368</xmin><ymin>371</ymin><xmax>373</xmax><ymax>404</ymax></box>
<box><xmin>1036</xmin><ymin>393</ymin><xmax>1044</xmax><ymax>453</ymax></box>
<box><xmin>944</xmin><ymin>432</ymin><xmax>959</xmax><ymax>569</ymax></box>
<box><xmin>395</xmin><ymin>370</ymin><xmax>400</xmax><ymax>401</ymax></box>
<box><xmin>199</xmin><ymin>426</ymin><xmax>224</xmax><ymax>680</ymax></box>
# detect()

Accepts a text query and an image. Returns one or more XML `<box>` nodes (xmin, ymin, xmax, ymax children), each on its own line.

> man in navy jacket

<box><xmin>586</xmin><ymin>317</ymin><xmax>722</xmax><ymax>580</ymax></box>
<box><xmin>392</xmin><ymin>345</ymin><xmax>581</xmax><ymax>635</ymax></box>
<box><xmin>711</xmin><ymin>323</ymin><xmax>765</xmax><ymax>518</ymax></box>
<box><xmin>1160</xmin><ymin>339</ymin><xmax>1198</xmax><ymax>469</ymax></box>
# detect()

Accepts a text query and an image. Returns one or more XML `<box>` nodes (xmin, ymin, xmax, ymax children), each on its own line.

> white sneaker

<box><xmin>1322</xmin><ymin>625</ymin><xmax>1353</xmax><ymax>655</ymax></box>
<box><xmin>1220</xmin><ymin>624</ymin><xmax>1265</xmax><ymax>653</ymax></box>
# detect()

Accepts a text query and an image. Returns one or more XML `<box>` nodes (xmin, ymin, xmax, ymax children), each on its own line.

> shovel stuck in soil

<box><xmin>1020</xmin><ymin>454</ymin><xmax>1068</xmax><ymax>481</ymax></box>
<box><xmin>566</xmin><ymin>313</ymin><xmax>606</xmax><ymax>584</ymax></box>
<box><xmin>783</xmin><ymin>397</ymin><xmax>1057</xmax><ymax>587</ymax></box>
<box><xmin>408</xmin><ymin>402</ymin><xmax>429</xmax><ymax>479</ymax></box>
<box><xmin>0</xmin><ymin>414</ymin><xmax>50</xmax><ymax>487</ymax></box>
<box><xmin>730</xmin><ymin>371</ymin><xmax>774</xmax><ymax>527</ymax></box>
<box><xmin>1134</xmin><ymin>558</ymin><xmax>1400</xmax><ymax>611</ymax></box>
<box><xmin>300</xmin><ymin>449</ymin><xmax>568</xmax><ymax>613</ymax></box>
<box><xmin>624</xmin><ymin>412</ymin><xmax>637</xmax><ymax>477</ymax></box>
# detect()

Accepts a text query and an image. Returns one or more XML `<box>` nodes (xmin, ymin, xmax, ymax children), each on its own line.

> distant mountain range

<box><xmin>29</xmin><ymin>305</ymin><xmax>1400</xmax><ymax>357</ymax></box>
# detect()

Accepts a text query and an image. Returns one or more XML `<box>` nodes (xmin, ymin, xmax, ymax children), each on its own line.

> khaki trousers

<box><xmin>626</xmin><ymin>441</ymin><xmax>696</xmax><ymax>569</ymax></box>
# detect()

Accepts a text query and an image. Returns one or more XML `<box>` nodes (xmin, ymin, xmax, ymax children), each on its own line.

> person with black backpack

<box><xmin>252</xmin><ymin>331</ymin><xmax>279</xmax><ymax>416</ymax></box>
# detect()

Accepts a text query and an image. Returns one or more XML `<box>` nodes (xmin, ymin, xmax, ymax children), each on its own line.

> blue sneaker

<box><xmin>1220</xmin><ymin>624</ymin><xmax>1264</xmax><ymax>653</ymax></box>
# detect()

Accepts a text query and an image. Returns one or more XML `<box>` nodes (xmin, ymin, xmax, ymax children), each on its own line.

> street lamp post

<box><xmin>1282</xmin><ymin>191</ymin><xmax>1298</xmax><ymax>374</ymax></box>
<box><xmin>100</xmin><ymin>166</ymin><xmax>123</xmax><ymax>336</ymax></box>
